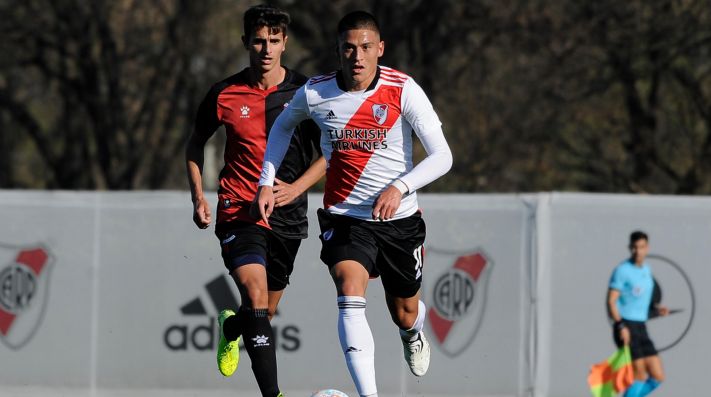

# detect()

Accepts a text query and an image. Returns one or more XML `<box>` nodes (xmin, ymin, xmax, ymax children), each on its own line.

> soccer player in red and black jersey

<box><xmin>185</xmin><ymin>5</ymin><xmax>324</xmax><ymax>397</ymax></box>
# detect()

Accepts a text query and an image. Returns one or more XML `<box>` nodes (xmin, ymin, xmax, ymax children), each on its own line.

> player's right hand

<box><xmin>372</xmin><ymin>185</ymin><xmax>402</xmax><ymax>221</ymax></box>
<box><xmin>192</xmin><ymin>198</ymin><xmax>211</xmax><ymax>229</ymax></box>
<box><xmin>255</xmin><ymin>185</ymin><xmax>274</xmax><ymax>226</ymax></box>
<box><xmin>620</xmin><ymin>326</ymin><xmax>631</xmax><ymax>346</ymax></box>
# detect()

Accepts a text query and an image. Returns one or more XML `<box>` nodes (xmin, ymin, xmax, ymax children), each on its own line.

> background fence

<box><xmin>1</xmin><ymin>191</ymin><xmax>709</xmax><ymax>396</ymax></box>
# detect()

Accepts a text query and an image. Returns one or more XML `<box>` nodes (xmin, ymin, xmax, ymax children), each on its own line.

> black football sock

<box><xmin>222</xmin><ymin>310</ymin><xmax>242</xmax><ymax>341</ymax></box>
<box><xmin>242</xmin><ymin>308</ymin><xmax>280</xmax><ymax>397</ymax></box>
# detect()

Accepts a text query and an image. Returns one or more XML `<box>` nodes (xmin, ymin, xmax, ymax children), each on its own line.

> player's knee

<box><xmin>392</xmin><ymin>314</ymin><xmax>412</xmax><ymax>329</ymax></box>
<box><xmin>337</xmin><ymin>280</ymin><xmax>366</xmax><ymax>297</ymax></box>
<box><xmin>241</xmin><ymin>284</ymin><xmax>268</xmax><ymax>309</ymax></box>
<box><xmin>390</xmin><ymin>308</ymin><xmax>417</xmax><ymax>329</ymax></box>
<box><xmin>652</xmin><ymin>373</ymin><xmax>665</xmax><ymax>383</ymax></box>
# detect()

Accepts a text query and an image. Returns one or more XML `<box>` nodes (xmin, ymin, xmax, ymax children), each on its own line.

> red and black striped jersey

<box><xmin>194</xmin><ymin>67</ymin><xmax>321</xmax><ymax>238</ymax></box>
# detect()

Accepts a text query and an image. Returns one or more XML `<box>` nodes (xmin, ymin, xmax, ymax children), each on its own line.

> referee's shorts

<box><xmin>613</xmin><ymin>320</ymin><xmax>658</xmax><ymax>360</ymax></box>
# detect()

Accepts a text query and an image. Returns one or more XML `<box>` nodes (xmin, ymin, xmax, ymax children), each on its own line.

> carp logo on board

<box><xmin>0</xmin><ymin>244</ymin><xmax>54</xmax><ymax>350</ymax></box>
<box><xmin>427</xmin><ymin>248</ymin><xmax>493</xmax><ymax>357</ymax></box>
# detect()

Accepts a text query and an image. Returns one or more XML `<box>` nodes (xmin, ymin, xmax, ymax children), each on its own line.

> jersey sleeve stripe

<box><xmin>380</xmin><ymin>67</ymin><xmax>410</xmax><ymax>79</ymax></box>
<box><xmin>380</xmin><ymin>76</ymin><xmax>407</xmax><ymax>85</ymax></box>
<box><xmin>309</xmin><ymin>72</ymin><xmax>337</xmax><ymax>85</ymax></box>
<box><xmin>380</xmin><ymin>74</ymin><xmax>407</xmax><ymax>81</ymax></box>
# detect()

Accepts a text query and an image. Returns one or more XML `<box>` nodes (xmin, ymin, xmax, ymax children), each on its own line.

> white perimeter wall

<box><xmin>0</xmin><ymin>191</ymin><xmax>708</xmax><ymax>397</ymax></box>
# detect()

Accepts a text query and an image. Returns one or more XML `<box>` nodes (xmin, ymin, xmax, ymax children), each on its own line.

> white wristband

<box><xmin>391</xmin><ymin>179</ymin><xmax>410</xmax><ymax>195</ymax></box>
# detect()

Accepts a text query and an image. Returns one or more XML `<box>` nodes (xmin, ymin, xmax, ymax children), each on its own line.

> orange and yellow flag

<box><xmin>587</xmin><ymin>346</ymin><xmax>634</xmax><ymax>397</ymax></box>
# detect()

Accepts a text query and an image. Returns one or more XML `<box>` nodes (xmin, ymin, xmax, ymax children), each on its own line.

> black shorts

<box><xmin>215</xmin><ymin>221</ymin><xmax>301</xmax><ymax>291</ymax></box>
<box><xmin>316</xmin><ymin>209</ymin><xmax>426</xmax><ymax>298</ymax></box>
<box><xmin>613</xmin><ymin>320</ymin><xmax>658</xmax><ymax>360</ymax></box>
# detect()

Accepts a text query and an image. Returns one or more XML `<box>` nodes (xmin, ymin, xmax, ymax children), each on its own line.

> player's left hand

<box><xmin>273</xmin><ymin>178</ymin><xmax>302</xmax><ymax>208</ymax></box>
<box><xmin>372</xmin><ymin>185</ymin><xmax>402</xmax><ymax>221</ymax></box>
<box><xmin>657</xmin><ymin>305</ymin><xmax>670</xmax><ymax>316</ymax></box>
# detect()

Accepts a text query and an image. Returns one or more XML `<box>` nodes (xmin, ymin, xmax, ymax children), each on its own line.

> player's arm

<box><xmin>272</xmin><ymin>118</ymin><xmax>325</xmax><ymax>207</ymax></box>
<box><xmin>186</xmin><ymin>86</ymin><xmax>220</xmax><ymax>229</ymax></box>
<box><xmin>607</xmin><ymin>288</ymin><xmax>629</xmax><ymax>344</ymax></box>
<box><xmin>607</xmin><ymin>288</ymin><xmax>623</xmax><ymax>323</ymax></box>
<box><xmin>257</xmin><ymin>85</ymin><xmax>311</xmax><ymax>222</ymax></box>
<box><xmin>186</xmin><ymin>131</ymin><xmax>214</xmax><ymax>229</ymax></box>
<box><xmin>607</xmin><ymin>267</ymin><xmax>631</xmax><ymax>345</ymax></box>
<box><xmin>372</xmin><ymin>78</ymin><xmax>453</xmax><ymax>220</ymax></box>
<box><xmin>650</xmin><ymin>278</ymin><xmax>670</xmax><ymax>316</ymax></box>
<box><xmin>273</xmin><ymin>156</ymin><xmax>326</xmax><ymax>207</ymax></box>
<box><xmin>398</xmin><ymin>78</ymin><xmax>453</xmax><ymax>191</ymax></box>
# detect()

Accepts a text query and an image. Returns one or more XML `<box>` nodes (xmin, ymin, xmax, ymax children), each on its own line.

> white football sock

<box><xmin>399</xmin><ymin>300</ymin><xmax>426</xmax><ymax>342</ymax></box>
<box><xmin>337</xmin><ymin>296</ymin><xmax>377</xmax><ymax>397</ymax></box>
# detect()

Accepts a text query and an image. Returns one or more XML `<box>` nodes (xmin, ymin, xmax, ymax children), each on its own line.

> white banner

<box><xmin>1</xmin><ymin>191</ymin><xmax>709</xmax><ymax>397</ymax></box>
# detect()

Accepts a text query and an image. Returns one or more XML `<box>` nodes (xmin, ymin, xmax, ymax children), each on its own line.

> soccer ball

<box><xmin>310</xmin><ymin>390</ymin><xmax>349</xmax><ymax>397</ymax></box>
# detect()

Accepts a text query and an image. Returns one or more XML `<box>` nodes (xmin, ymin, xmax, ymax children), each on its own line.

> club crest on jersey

<box><xmin>372</xmin><ymin>104</ymin><xmax>388</xmax><ymax>125</ymax></box>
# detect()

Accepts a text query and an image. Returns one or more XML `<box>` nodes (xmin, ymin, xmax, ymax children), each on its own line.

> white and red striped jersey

<box><xmin>260</xmin><ymin>66</ymin><xmax>452</xmax><ymax>221</ymax></box>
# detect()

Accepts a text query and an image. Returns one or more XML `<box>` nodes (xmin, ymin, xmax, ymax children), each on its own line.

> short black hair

<box><xmin>243</xmin><ymin>4</ymin><xmax>290</xmax><ymax>39</ymax></box>
<box><xmin>629</xmin><ymin>230</ymin><xmax>649</xmax><ymax>245</ymax></box>
<box><xmin>337</xmin><ymin>10</ymin><xmax>380</xmax><ymax>36</ymax></box>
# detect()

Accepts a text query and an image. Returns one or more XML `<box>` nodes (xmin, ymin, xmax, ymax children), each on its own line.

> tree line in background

<box><xmin>1</xmin><ymin>0</ymin><xmax>710</xmax><ymax>193</ymax></box>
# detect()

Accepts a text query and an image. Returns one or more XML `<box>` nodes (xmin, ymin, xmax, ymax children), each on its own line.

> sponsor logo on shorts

<box><xmin>426</xmin><ymin>248</ymin><xmax>493</xmax><ymax>357</ymax></box>
<box><xmin>322</xmin><ymin>229</ymin><xmax>335</xmax><ymax>241</ymax></box>
<box><xmin>0</xmin><ymin>243</ymin><xmax>54</xmax><ymax>350</ymax></box>
<box><xmin>221</xmin><ymin>234</ymin><xmax>236</xmax><ymax>245</ymax></box>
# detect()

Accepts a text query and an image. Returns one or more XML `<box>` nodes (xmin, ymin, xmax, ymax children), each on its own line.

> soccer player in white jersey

<box><xmin>255</xmin><ymin>10</ymin><xmax>452</xmax><ymax>397</ymax></box>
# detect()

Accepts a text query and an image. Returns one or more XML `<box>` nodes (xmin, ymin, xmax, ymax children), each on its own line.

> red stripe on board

<box><xmin>0</xmin><ymin>309</ymin><xmax>16</xmax><ymax>336</ymax></box>
<box><xmin>16</xmin><ymin>248</ymin><xmax>48</xmax><ymax>276</ymax></box>
<box><xmin>453</xmin><ymin>253</ymin><xmax>486</xmax><ymax>281</ymax></box>
<box><xmin>429</xmin><ymin>307</ymin><xmax>454</xmax><ymax>344</ymax></box>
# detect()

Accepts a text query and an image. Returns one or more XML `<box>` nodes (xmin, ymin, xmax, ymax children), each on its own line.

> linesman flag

<box><xmin>587</xmin><ymin>346</ymin><xmax>634</xmax><ymax>397</ymax></box>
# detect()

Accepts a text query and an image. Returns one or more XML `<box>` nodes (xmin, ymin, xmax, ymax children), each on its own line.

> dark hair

<box><xmin>337</xmin><ymin>10</ymin><xmax>380</xmax><ymax>36</ymax></box>
<box><xmin>629</xmin><ymin>230</ymin><xmax>649</xmax><ymax>245</ymax></box>
<box><xmin>243</xmin><ymin>4</ymin><xmax>290</xmax><ymax>39</ymax></box>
